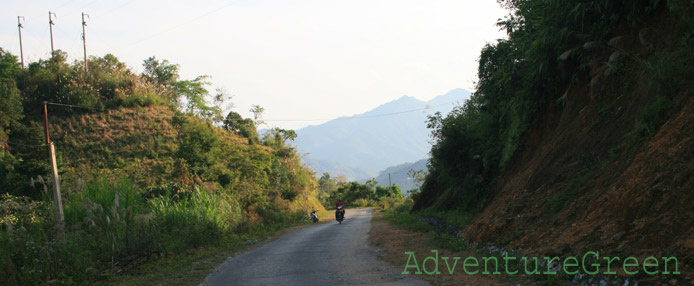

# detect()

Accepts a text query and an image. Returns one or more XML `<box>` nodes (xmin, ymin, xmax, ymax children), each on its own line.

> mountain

<box><xmin>302</xmin><ymin>157</ymin><xmax>377</xmax><ymax>180</ymax></box>
<box><xmin>295</xmin><ymin>88</ymin><xmax>470</xmax><ymax>180</ymax></box>
<box><xmin>359</xmin><ymin>159</ymin><xmax>428</xmax><ymax>194</ymax></box>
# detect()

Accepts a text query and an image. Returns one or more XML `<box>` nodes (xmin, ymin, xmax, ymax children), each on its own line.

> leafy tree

<box><xmin>262</xmin><ymin>128</ymin><xmax>297</xmax><ymax>150</ymax></box>
<box><xmin>175</xmin><ymin>75</ymin><xmax>219</xmax><ymax>120</ymax></box>
<box><xmin>142</xmin><ymin>56</ymin><xmax>179</xmax><ymax>93</ymax></box>
<box><xmin>375</xmin><ymin>184</ymin><xmax>403</xmax><ymax>200</ymax></box>
<box><xmin>406</xmin><ymin>169</ymin><xmax>425</xmax><ymax>199</ymax></box>
<box><xmin>142</xmin><ymin>57</ymin><xmax>219</xmax><ymax>120</ymax></box>
<box><xmin>0</xmin><ymin>49</ymin><xmax>24</xmax><ymax>195</ymax></box>
<box><xmin>249</xmin><ymin>104</ymin><xmax>265</xmax><ymax>126</ymax></box>
<box><xmin>328</xmin><ymin>180</ymin><xmax>403</xmax><ymax>207</ymax></box>
<box><xmin>223</xmin><ymin>111</ymin><xmax>258</xmax><ymax>143</ymax></box>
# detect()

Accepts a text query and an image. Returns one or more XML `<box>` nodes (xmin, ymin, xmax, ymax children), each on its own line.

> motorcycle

<box><xmin>310</xmin><ymin>210</ymin><xmax>319</xmax><ymax>223</ymax></box>
<box><xmin>335</xmin><ymin>205</ymin><xmax>344</xmax><ymax>224</ymax></box>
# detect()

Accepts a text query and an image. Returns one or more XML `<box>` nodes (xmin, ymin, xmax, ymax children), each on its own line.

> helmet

<box><xmin>338</xmin><ymin>198</ymin><xmax>343</xmax><ymax>202</ymax></box>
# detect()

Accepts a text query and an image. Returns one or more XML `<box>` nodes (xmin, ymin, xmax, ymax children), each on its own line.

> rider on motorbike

<box><xmin>335</xmin><ymin>199</ymin><xmax>345</xmax><ymax>219</ymax></box>
<box><xmin>310</xmin><ymin>207</ymin><xmax>319</xmax><ymax>223</ymax></box>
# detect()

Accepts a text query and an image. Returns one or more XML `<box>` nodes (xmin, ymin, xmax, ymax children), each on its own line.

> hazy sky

<box><xmin>1</xmin><ymin>0</ymin><xmax>507</xmax><ymax>129</ymax></box>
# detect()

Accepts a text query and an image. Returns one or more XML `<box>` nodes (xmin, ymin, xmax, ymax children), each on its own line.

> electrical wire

<box><xmin>46</xmin><ymin>102</ymin><xmax>100</xmax><ymax>110</ymax></box>
<box><xmin>263</xmin><ymin>101</ymin><xmax>458</xmax><ymax>122</ymax></box>
<box><xmin>41</xmin><ymin>99</ymin><xmax>459</xmax><ymax>122</ymax></box>
<box><xmin>0</xmin><ymin>141</ymin><xmax>49</xmax><ymax>147</ymax></box>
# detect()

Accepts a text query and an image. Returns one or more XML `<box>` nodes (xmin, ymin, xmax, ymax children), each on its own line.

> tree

<box><xmin>406</xmin><ymin>169</ymin><xmax>426</xmax><ymax>198</ymax></box>
<box><xmin>262</xmin><ymin>128</ymin><xmax>297</xmax><ymax>149</ymax></box>
<box><xmin>249</xmin><ymin>105</ymin><xmax>265</xmax><ymax>126</ymax></box>
<box><xmin>223</xmin><ymin>111</ymin><xmax>258</xmax><ymax>143</ymax></box>
<box><xmin>141</xmin><ymin>57</ymin><xmax>219</xmax><ymax>120</ymax></box>
<box><xmin>175</xmin><ymin>75</ymin><xmax>218</xmax><ymax>120</ymax></box>
<box><xmin>212</xmin><ymin>88</ymin><xmax>233</xmax><ymax>124</ymax></box>
<box><xmin>142</xmin><ymin>56</ymin><xmax>179</xmax><ymax>91</ymax></box>
<box><xmin>0</xmin><ymin>49</ymin><xmax>24</xmax><ymax>195</ymax></box>
<box><xmin>0</xmin><ymin>49</ymin><xmax>24</xmax><ymax>145</ymax></box>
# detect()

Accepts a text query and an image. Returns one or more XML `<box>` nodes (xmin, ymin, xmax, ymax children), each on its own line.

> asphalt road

<box><xmin>202</xmin><ymin>208</ymin><xmax>428</xmax><ymax>285</ymax></box>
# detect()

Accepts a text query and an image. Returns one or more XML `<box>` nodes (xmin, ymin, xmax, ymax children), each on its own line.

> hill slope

<box><xmin>413</xmin><ymin>2</ymin><xmax>694</xmax><ymax>281</ymax></box>
<box><xmin>49</xmin><ymin>105</ymin><xmax>321</xmax><ymax>212</ymax></box>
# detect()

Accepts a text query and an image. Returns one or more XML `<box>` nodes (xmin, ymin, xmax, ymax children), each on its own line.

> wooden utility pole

<box><xmin>17</xmin><ymin>16</ymin><xmax>25</xmax><ymax>68</ymax></box>
<box><xmin>49</xmin><ymin>11</ymin><xmax>56</xmax><ymax>57</ymax></box>
<box><xmin>42</xmin><ymin>102</ymin><xmax>65</xmax><ymax>233</ymax></box>
<box><xmin>81</xmin><ymin>12</ymin><xmax>89</xmax><ymax>72</ymax></box>
<box><xmin>388</xmin><ymin>173</ymin><xmax>392</xmax><ymax>194</ymax></box>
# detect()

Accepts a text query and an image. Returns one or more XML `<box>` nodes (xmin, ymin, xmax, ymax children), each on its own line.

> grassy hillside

<box><xmin>413</xmin><ymin>0</ymin><xmax>694</xmax><ymax>282</ymax></box>
<box><xmin>0</xmin><ymin>49</ymin><xmax>325</xmax><ymax>285</ymax></box>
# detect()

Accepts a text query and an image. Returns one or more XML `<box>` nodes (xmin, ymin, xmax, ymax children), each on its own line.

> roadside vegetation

<box><xmin>315</xmin><ymin>172</ymin><xmax>408</xmax><ymax>210</ymax></box>
<box><xmin>414</xmin><ymin>0</ymin><xmax>694</xmax><ymax>212</ymax></box>
<box><xmin>0</xmin><ymin>49</ymin><xmax>323</xmax><ymax>285</ymax></box>
<box><xmin>405</xmin><ymin>0</ymin><xmax>694</xmax><ymax>283</ymax></box>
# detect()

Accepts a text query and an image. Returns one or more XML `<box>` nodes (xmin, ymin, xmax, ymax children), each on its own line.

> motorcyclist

<box><xmin>310</xmin><ymin>207</ymin><xmax>318</xmax><ymax>223</ymax></box>
<box><xmin>335</xmin><ymin>198</ymin><xmax>345</xmax><ymax>219</ymax></box>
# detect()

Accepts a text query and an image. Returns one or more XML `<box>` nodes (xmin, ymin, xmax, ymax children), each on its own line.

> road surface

<box><xmin>202</xmin><ymin>208</ymin><xmax>428</xmax><ymax>285</ymax></box>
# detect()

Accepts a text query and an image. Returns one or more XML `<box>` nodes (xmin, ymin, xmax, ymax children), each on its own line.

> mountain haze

<box><xmin>295</xmin><ymin>89</ymin><xmax>470</xmax><ymax>180</ymax></box>
<box><xmin>359</xmin><ymin>159</ymin><xmax>428</xmax><ymax>194</ymax></box>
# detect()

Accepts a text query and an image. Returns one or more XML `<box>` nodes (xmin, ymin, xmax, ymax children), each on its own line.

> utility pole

<box><xmin>81</xmin><ymin>12</ymin><xmax>89</xmax><ymax>72</ymax></box>
<box><xmin>42</xmin><ymin>102</ymin><xmax>65</xmax><ymax>234</ymax></box>
<box><xmin>388</xmin><ymin>173</ymin><xmax>392</xmax><ymax>194</ymax></box>
<box><xmin>49</xmin><ymin>11</ymin><xmax>56</xmax><ymax>57</ymax></box>
<box><xmin>17</xmin><ymin>16</ymin><xmax>25</xmax><ymax>68</ymax></box>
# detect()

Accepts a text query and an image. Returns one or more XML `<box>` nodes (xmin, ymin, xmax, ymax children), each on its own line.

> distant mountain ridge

<box><xmin>358</xmin><ymin>159</ymin><xmax>428</xmax><ymax>194</ymax></box>
<box><xmin>295</xmin><ymin>88</ymin><xmax>470</xmax><ymax>180</ymax></box>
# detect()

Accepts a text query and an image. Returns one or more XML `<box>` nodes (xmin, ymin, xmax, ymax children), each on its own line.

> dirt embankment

<box><xmin>462</xmin><ymin>7</ymin><xmax>694</xmax><ymax>281</ymax></box>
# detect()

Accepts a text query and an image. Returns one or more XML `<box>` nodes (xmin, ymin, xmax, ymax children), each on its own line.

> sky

<box><xmin>1</xmin><ymin>0</ymin><xmax>508</xmax><ymax>130</ymax></box>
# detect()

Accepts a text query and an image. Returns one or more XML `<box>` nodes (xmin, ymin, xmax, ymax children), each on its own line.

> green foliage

<box><xmin>383</xmin><ymin>205</ymin><xmax>430</xmax><ymax>233</ymax></box>
<box><xmin>415</xmin><ymin>0</ymin><xmax>681</xmax><ymax>213</ymax></box>
<box><xmin>328</xmin><ymin>180</ymin><xmax>404</xmax><ymax>208</ymax></box>
<box><xmin>143</xmin><ymin>182</ymin><xmax>191</xmax><ymax>202</ymax></box>
<box><xmin>2</xmin><ymin>122</ymin><xmax>50</xmax><ymax>197</ymax></box>
<box><xmin>0</xmin><ymin>47</ymin><xmax>321</xmax><ymax>284</ymax></box>
<box><xmin>0</xmin><ymin>173</ymin><xmax>312</xmax><ymax>284</ymax></box>
<box><xmin>141</xmin><ymin>56</ymin><xmax>221</xmax><ymax>121</ymax></box>
<box><xmin>142</xmin><ymin>57</ymin><xmax>179</xmax><ymax>90</ymax></box>
<box><xmin>261</xmin><ymin>127</ymin><xmax>297</xmax><ymax>149</ymax></box>
<box><xmin>149</xmin><ymin>186</ymin><xmax>239</xmax><ymax>251</ymax></box>
<box><xmin>249</xmin><ymin>104</ymin><xmax>265</xmax><ymax>126</ymax></box>
<box><xmin>316</xmin><ymin>172</ymin><xmax>347</xmax><ymax>207</ymax></box>
<box><xmin>1</xmin><ymin>179</ymin><xmax>161</xmax><ymax>285</ymax></box>
<box><xmin>175</xmin><ymin>118</ymin><xmax>218</xmax><ymax>176</ymax></box>
<box><xmin>223</xmin><ymin>111</ymin><xmax>259</xmax><ymax>144</ymax></box>
<box><xmin>0</xmin><ymin>50</ymin><xmax>25</xmax><ymax>192</ymax></box>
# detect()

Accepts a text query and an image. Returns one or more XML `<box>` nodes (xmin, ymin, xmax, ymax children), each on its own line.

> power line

<box><xmin>41</xmin><ymin>99</ymin><xmax>459</xmax><ymax>122</ymax></box>
<box><xmin>0</xmin><ymin>141</ymin><xmax>49</xmax><ymax>148</ymax></box>
<box><xmin>46</xmin><ymin>102</ymin><xmax>100</xmax><ymax>110</ymax></box>
<box><xmin>263</xmin><ymin>101</ymin><xmax>459</xmax><ymax>122</ymax></box>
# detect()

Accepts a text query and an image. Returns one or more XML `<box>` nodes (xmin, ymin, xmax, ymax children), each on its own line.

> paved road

<box><xmin>202</xmin><ymin>208</ymin><xmax>428</xmax><ymax>285</ymax></box>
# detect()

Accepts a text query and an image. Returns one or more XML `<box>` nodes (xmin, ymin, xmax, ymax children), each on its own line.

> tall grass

<box><xmin>0</xmin><ymin>177</ymin><xmax>302</xmax><ymax>285</ymax></box>
<box><xmin>149</xmin><ymin>187</ymin><xmax>242</xmax><ymax>252</ymax></box>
